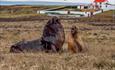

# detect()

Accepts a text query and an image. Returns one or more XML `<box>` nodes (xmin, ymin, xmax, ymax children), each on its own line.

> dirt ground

<box><xmin>0</xmin><ymin>18</ymin><xmax>115</xmax><ymax>70</ymax></box>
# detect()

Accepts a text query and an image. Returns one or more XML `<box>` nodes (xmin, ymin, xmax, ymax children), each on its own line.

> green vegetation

<box><xmin>61</xmin><ymin>6</ymin><xmax>81</xmax><ymax>11</ymax></box>
<box><xmin>45</xmin><ymin>12</ymin><xmax>61</xmax><ymax>15</ymax></box>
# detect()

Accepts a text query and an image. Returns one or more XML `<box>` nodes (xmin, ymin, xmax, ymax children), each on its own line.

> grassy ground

<box><xmin>0</xmin><ymin>8</ymin><xmax>115</xmax><ymax>70</ymax></box>
<box><xmin>80</xmin><ymin>10</ymin><xmax>115</xmax><ymax>22</ymax></box>
<box><xmin>0</xmin><ymin>20</ymin><xmax>115</xmax><ymax>70</ymax></box>
<box><xmin>0</xmin><ymin>10</ymin><xmax>114</xmax><ymax>23</ymax></box>
<box><xmin>0</xmin><ymin>14</ymin><xmax>43</xmax><ymax>18</ymax></box>
<box><xmin>0</xmin><ymin>5</ymin><xmax>62</xmax><ymax>19</ymax></box>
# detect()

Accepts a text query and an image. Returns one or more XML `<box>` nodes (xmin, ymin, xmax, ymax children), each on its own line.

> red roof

<box><xmin>94</xmin><ymin>0</ymin><xmax>107</xmax><ymax>2</ymax></box>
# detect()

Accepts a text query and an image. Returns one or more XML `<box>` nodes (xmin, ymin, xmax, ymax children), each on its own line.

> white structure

<box><xmin>37</xmin><ymin>10</ymin><xmax>91</xmax><ymax>17</ymax></box>
<box><xmin>37</xmin><ymin>0</ymin><xmax>114</xmax><ymax>17</ymax></box>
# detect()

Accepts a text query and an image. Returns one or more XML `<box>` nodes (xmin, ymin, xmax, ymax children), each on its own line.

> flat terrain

<box><xmin>0</xmin><ymin>10</ymin><xmax>114</xmax><ymax>22</ymax></box>
<box><xmin>0</xmin><ymin>20</ymin><xmax>115</xmax><ymax>70</ymax></box>
<box><xmin>0</xmin><ymin>9</ymin><xmax>115</xmax><ymax>70</ymax></box>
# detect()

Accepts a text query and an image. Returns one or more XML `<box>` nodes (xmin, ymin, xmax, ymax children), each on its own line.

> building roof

<box><xmin>94</xmin><ymin>0</ymin><xmax>107</xmax><ymax>2</ymax></box>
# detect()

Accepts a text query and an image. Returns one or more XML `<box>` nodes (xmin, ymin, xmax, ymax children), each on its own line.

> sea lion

<box><xmin>41</xmin><ymin>16</ymin><xmax>65</xmax><ymax>52</ymax></box>
<box><xmin>67</xmin><ymin>26</ymin><xmax>86</xmax><ymax>53</ymax></box>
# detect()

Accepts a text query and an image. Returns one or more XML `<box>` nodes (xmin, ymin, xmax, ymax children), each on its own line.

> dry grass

<box><xmin>0</xmin><ymin>14</ymin><xmax>44</xmax><ymax>18</ymax></box>
<box><xmin>0</xmin><ymin>19</ymin><xmax>115</xmax><ymax>70</ymax></box>
<box><xmin>0</xmin><ymin>5</ymin><xmax>62</xmax><ymax>15</ymax></box>
<box><xmin>79</xmin><ymin>10</ymin><xmax>115</xmax><ymax>22</ymax></box>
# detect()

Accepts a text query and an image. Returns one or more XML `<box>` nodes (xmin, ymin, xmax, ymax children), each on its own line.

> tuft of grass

<box><xmin>93</xmin><ymin>60</ymin><xmax>115</xmax><ymax>69</ymax></box>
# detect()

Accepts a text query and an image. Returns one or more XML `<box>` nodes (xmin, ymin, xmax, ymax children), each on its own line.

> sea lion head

<box><xmin>48</xmin><ymin>16</ymin><xmax>60</xmax><ymax>25</ymax></box>
<box><xmin>71</xmin><ymin>26</ymin><xmax>79</xmax><ymax>36</ymax></box>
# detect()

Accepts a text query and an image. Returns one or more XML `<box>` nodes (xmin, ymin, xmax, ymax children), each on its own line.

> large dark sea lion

<box><xmin>10</xmin><ymin>16</ymin><xmax>65</xmax><ymax>53</ymax></box>
<box><xmin>41</xmin><ymin>16</ymin><xmax>65</xmax><ymax>52</ymax></box>
<box><xmin>10</xmin><ymin>39</ymin><xmax>44</xmax><ymax>53</ymax></box>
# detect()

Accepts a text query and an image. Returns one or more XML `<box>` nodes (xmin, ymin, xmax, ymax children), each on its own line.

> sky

<box><xmin>0</xmin><ymin>0</ymin><xmax>115</xmax><ymax>4</ymax></box>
